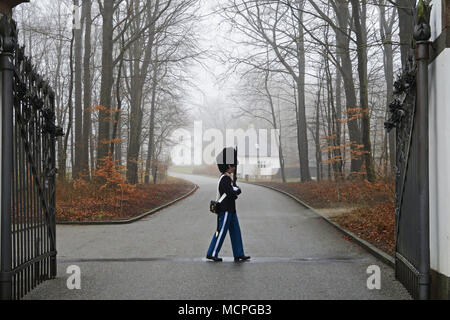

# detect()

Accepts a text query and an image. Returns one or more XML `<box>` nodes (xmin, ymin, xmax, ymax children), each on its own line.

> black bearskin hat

<box><xmin>216</xmin><ymin>147</ymin><xmax>238</xmax><ymax>174</ymax></box>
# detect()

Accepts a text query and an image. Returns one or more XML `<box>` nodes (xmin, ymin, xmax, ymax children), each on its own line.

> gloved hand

<box><xmin>233</xmin><ymin>186</ymin><xmax>242</xmax><ymax>195</ymax></box>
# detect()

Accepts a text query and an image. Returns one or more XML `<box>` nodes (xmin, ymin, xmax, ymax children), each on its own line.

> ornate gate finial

<box><xmin>0</xmin><ymin>14</ymin><xmax>17</xmax><ymax>53</ymax></box>
<box><xmin>414</xmin><ymin>0</ymin><xmax>432</xmax><ymax>42</ymax></box>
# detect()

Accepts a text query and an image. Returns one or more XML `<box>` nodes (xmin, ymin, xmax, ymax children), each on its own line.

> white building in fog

<box><xmin>237</xmin><ymin>153</ymin><xmax>280</xmax><ymax>179</ymax></box>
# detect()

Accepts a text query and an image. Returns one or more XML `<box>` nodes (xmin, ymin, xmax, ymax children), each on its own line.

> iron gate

<box><xmin>386</xmin><ymin>3</ymin><xmax>432</xmax><ymax>300</ymax></box>
<box><xmin>0</xmin><ymin>15</ymin><xmax>62</xmax><ymax>300</ymax></box>
<box><xmin>387</xmin><ymin>58</ymin><xmax>426</xmax><ymax>300</ymax></box>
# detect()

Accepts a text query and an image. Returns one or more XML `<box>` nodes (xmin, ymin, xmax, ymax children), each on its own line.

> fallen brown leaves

<box><xmin>57</xmin><ymin>181</ymin><xmax>194</xmax><ymax>222</ymax></box>
<box><xmin>334</xmin><ymin>202</ymin><xmax>395</xmax><ymax>256</ymax></box>
<box><xmin>260</xmin><ymin>179</ymin><xmax>393</xmax><ymax>209</ymax></box>
<box><xmin>56</xmin><ymin>158</ymin><xmax>194</xmax><ymax>222</ymax></box>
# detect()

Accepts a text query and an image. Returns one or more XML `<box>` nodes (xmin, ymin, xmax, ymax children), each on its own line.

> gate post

<box><xmin>49</xmin><ymin>93</ymin><xmax>57</xmax><ymax>279</ymax></box>
<box><xmin>0</xmin><ymin>14</ymin><xmax>16</xmax><ymax>301</ymax></box>
<box><xmin>413</xmin><ymin>7</ymin><xmax>431</xmax><ymax>300</ymax></box>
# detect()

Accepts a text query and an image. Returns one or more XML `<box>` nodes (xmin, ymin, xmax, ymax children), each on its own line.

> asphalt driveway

<box><xmin>25</xmin><ymin>173</ymin><xmax>410</xmax><ymax>300</ymax></box>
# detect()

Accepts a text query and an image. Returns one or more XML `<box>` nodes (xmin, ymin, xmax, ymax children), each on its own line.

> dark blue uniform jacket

<box><xmin>219</xmin><ymin>175</ymin><xmax>241</xmax><ymax>213</ymax></box>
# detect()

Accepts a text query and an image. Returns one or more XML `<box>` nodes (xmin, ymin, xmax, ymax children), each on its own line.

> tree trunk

<box><xmin>55</xmin><ymin>6</ymin><xmax>68</xmax><ymax>182</ymax></box>
<box><xmin>379</xmin><ymin>1</ymin><xmax>396</xmax><ymax>175</ymax></box>
<box><xmin>144</xmin><ymin>129</ymin><xmax>152</xmax><ymax>184</ymax></box>
<box><xmin>81</xmin><ymin>0</ymin><xmax>92</xmax><ymax>177</ymax></box>
<box><xmin>116</xmin><ymin>116</ymin><xmax>122</xmax><ymax>165</ymax></box>
<box><xmin>335</xmin><ymin>60</ymin><xmax>343</xmax><ymax>178</ymax></box>
<box><xmin>126</xmin><ymin>2</ymin><xmax>157</xmax><ymax>184</ymax></box>
<box><xmin>397</xmin><ymin>0</ymin><xmax>415</xmax><ymax>69</ymax></box>
<box><xmin>351</xmin><ymin>0</ymin><xmax>376</xmax><ymax>182</ymax></box>
<box><xmin>97</xmin><ymin>0</ymin><xmax>115</xmax><ymax>165</ymax></box>
<box><xmin>73</xmin><ymin>0</ymin><xmax>83</xmax><ymax>179</ymax></box>
<box><xmin>90</xmin><ymin>131</ymin><xmax>95</xmax><ymax>173</ymax></box>
<box><xmin>146</xmin><ymin>63</ymin><xmax>158</xmax><ymax>184</ymax></box>
<box><xmin>296</xmin><ymin>2</ymin><xmax>312</xmax><ymax>182</ymax></box>
<box><xmin>264</xmin><ymin>71</ymin><xmax>286</xmax><ymax>183</ymax></box>
<box><xmin>126</xmin><ymin>46</ymin><xmax>144</xmax><ymax>184</ymax></box>
<box><xmin>59</xmin><ymin>27</ymin><xmax>75</xmax><ymax>182</ymax></box>
<box><xmin>315</xmin><ymin>79</ymin><xmax>322</xmax><ymax>181</ymax></box>
<box><xmin>335</xmin><ymin>0</ymin><xmax>363</xmax><ymax>175</ymax></box>
<box><xmin>110</xmin><ymin>55</ymin><xmax>124</xmax><ymax>158</ymax></box>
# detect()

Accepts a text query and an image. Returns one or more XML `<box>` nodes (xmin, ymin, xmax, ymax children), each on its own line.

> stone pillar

<box><xmin>429</xmin><ymin>0</ymin><xmax>450</xmax><ymax>300</ymax></box>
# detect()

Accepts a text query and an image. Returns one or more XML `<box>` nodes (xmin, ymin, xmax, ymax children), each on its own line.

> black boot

<box><xmin>234</xmin><ymin>256</ymin><xmax>251</xmax><ymax>262</ymax></box>
<box><xmin>206</xmin><ymin>255</ymin><xmax>223</xmax><ymax>262</ymax></box>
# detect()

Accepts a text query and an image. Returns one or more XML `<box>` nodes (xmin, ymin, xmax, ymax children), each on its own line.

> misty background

<box><xmin>12</xmin><ymin>0</ymin><xmax>410</xmax><ymax>184</ymax></box>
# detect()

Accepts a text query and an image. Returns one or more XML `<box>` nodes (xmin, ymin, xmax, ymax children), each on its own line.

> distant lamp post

<box><xmin>0</xmin><ymin>0</ymin><xmax>29</xmax><ymax>17</ymax></box>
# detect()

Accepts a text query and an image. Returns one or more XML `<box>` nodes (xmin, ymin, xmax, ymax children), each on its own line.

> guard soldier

<box><xmin>206</xmin><ymin>147</ymin><xmax>251</xmax><ymax>262</ymax></box>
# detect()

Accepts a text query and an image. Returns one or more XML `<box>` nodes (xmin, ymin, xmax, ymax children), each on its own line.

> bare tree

<box><xmin>377</xmin><ymin>0</ymin><xmax>397</xmax><ymax>173</ymax></box>
<box><xmin>221</xmin><ymin>0</ymin><xmax>312</xmax><ymax>181</ymax></box>
<box><xmin>81</xmin><ymin>0</ymin><xmax>93</xmax><ymax>177</ymax></box>
<box><xmin>350</xmin><ymin>0</ymin><xmax>376</xmax><ymax>182</ymax></box>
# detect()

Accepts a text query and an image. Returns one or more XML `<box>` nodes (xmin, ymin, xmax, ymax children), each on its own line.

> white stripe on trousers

<box><xmin>212</xmin><ymin>212</ymin><xmax>229</xmax><ymax>257</ymax></box>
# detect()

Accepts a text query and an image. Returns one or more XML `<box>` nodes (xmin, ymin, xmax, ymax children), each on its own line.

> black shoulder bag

<box><xmin>209</xmin><ymin>175</ymin><xmax>227</xmax><ymax>214</ymax></box>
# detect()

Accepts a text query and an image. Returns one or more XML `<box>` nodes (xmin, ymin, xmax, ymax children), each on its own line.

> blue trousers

<box><xmin>207</xmin><ymin>212</ymin><xmax>245</xmax><ymax>258</ymax></box>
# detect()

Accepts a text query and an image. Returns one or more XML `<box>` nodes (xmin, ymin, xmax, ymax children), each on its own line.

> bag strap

<box><xmin>215</xmin><ymin>176</ymin><xmax>227</xmax><ymax>234</ymax></box>
<box><xmin>216</xmin><ymin>175</ymin><xmax>227</xmax><ymax>203</ymax></box>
